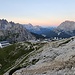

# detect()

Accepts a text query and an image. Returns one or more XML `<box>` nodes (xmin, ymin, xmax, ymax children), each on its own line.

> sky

<box><xmin>0</xmin><ymin>0</ymin><xmax>75</xmax><ymax>26</ymax></box>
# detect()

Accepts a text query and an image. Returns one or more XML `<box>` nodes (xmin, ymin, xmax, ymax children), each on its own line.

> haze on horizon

<box><xmin>0</xmin><ymin>0</ymin><xmax>75</xmax><ymax>26</ymax></box>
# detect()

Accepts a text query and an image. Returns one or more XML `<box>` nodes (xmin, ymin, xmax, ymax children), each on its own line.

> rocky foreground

<box><xmin>11</xmin><ymin>37</ymin><xmax>75</xmax><ymax>75</ymax></box>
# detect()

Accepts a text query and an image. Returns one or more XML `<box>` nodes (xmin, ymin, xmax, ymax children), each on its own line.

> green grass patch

<box><xmin>0</xmin><ymin>42</ymin><xmax>43</xmax><ymax>75</ymax></box>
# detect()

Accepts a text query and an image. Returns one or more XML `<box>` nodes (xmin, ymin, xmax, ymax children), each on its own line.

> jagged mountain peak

<box><xmin>0</xmin><ymin>19</ymin><xmax>8</xmax><ymax>24</ymax></box>
<box><xmin>0</xmin><ymin>19</ymin><xmax>8</xmax><ymax>22</ymax></box>
<box><xmin>28</xmin><ymin>23</ymin><xmax>33</xmax><ymax>25</ymax></box>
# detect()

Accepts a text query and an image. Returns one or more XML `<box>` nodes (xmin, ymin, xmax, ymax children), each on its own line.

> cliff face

<box><xmin>0</xmin><ymin>19</ymin><xmax>35</xmax><ymax>42</ymax></box>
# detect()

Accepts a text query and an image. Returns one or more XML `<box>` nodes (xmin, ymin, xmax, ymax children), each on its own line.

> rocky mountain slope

<box><xmin>0</xmin><ymin>19</ymin><xmax>35</xmax><ymax>42</ymax></box>
<box><xmin>57</xmin><ymin>21</ymin><xmax>75</xmax><ymax>31</ymax></box>
<box><xmin>3</xmin><ymin>36</ymin><xmax>75</xmax><ymax>75</ymax></box>
<box><xmin>55</xmin><ymin>20</ymin><xmax>75</xmax><ymax>37</ymax></box>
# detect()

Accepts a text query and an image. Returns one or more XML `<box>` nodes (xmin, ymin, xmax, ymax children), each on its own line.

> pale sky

<box><xmin>0</xmin><ymin>0</ymin><xmax>75</xmax><ymax>26</ymax></box>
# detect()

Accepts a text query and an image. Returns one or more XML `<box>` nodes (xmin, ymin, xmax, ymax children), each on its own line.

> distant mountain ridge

<box><xmin>23</xmin><ymin>23</ymin><xmax>57</xmax><ymax>38</ymax></box>
<box><xmin>23</xmin><ymin>20</ymin><xmax>75</xmax><ymax>38</ymax></box>
<box><xmin>23</xmin><ymin>24</ymin><xmax>55</xmax><ymax>33</ymax></box>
